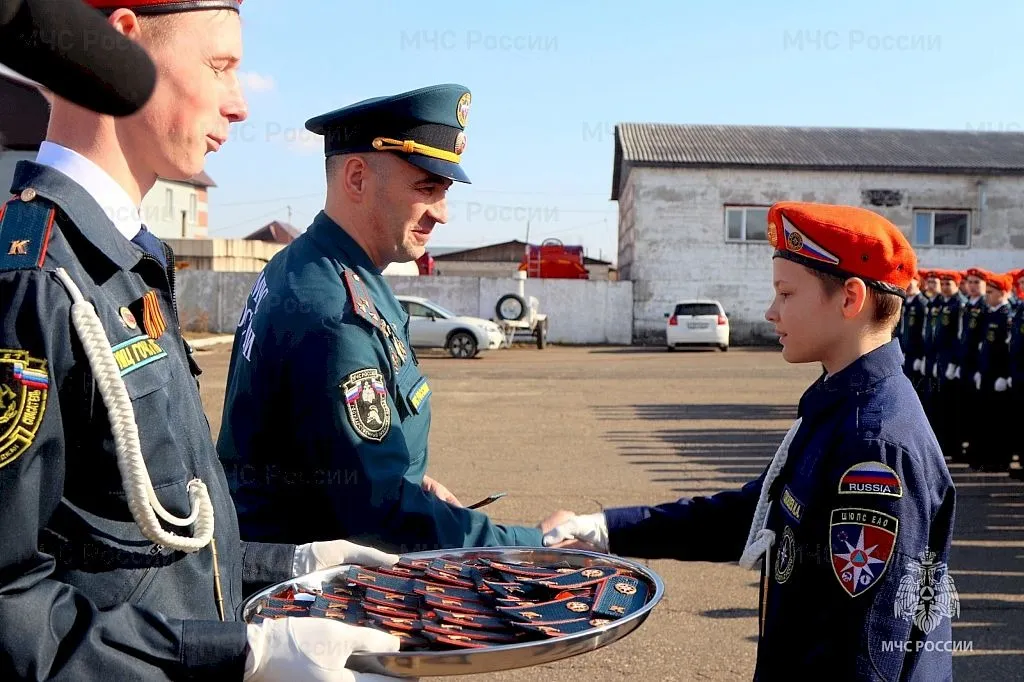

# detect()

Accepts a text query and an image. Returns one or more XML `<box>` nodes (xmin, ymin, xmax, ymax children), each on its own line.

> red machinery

<box><xmin>416</xmin><ymin>251</ymin><xmax>436</xmax><ymax>275</ymax></box>
<box><xmin>518</xmin><ymin>238</ymin><xmax>589</xmax><ymax>279</ymax></box>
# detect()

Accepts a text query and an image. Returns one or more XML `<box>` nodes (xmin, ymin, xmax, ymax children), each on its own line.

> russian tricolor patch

<box><xmin>838</xmin><ymin>461</ymin><xmax>903</xmax><ymax>498</ymax></box>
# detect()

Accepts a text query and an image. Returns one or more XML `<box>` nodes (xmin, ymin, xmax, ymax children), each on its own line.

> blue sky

<box><xmin>207</xmin><ymin>0</ymin><xmax>1024</xmax><ymax>264</ymax></box>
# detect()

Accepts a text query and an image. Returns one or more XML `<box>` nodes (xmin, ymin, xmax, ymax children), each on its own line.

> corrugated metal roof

<box><xmin>611</xmin><ymin>123</ymin><xmax>1024</xmax><ymax>199</ymax></box>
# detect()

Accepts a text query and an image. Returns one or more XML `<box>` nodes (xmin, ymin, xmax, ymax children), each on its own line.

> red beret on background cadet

<box><xmin>766</xmin><ymin>201</ymin><xmax>917</xmax><ymax>294</ymax></box>
<box><xmin>986</xmin><ymin>272</ymin><xmax>1013</xmax><ymax>293</ymax></box>
<box><xmin>939</xmin><ymin>270</ymin><xmax>962</xmax><ymax>285</ymax></box>
<box><xmin>85</xmin><ymin>0</ymin><xmax>241</xmax><ymax>12</ymax></box>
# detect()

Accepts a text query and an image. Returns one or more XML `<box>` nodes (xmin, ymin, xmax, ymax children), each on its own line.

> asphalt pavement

<box><xmin>195</xmin><ymin>343</ymin><xmax>1024</xmax><ymax>681</ymax></box>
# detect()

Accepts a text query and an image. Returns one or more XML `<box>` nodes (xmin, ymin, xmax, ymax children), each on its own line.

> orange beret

<box><xmin>767</xmin><ymin>202</ymin><xmax>916</xmax><ymax>295</ymax></box>
<box><xmin>985</xmin><ymin>272</ymin><xmax>1013</xmax><ymax>293</ymax></box>
<box><xmin>963</xmin><ymin>267</ymin><xmax>989</xmax><ymax>281</ymax></box>
<box><xmin>938</xmin><ymin>270</ymin><xmax>962</xmax><ymax>285</ymax></box>
<box><xmin>86</xmin><ymin>0</ymin><xmax>241</xmax><ymax>14</ymax></box>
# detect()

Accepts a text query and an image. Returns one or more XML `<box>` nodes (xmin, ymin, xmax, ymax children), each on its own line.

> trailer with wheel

<box><xmin>492</xmin><ymin>272</ymin><xmax>548</xmax><ymax>349</ymax></box>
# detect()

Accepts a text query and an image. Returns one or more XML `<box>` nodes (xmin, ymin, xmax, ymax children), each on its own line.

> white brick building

<box><xmin>612</xmin><ymin>124</ymin><xmax>1024</xmax><ymax>344</ymax></box>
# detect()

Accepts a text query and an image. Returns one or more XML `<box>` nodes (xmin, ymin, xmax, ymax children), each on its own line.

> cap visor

<box><xmin>404</xmin><ymin>154</ymin><xmax>471</xmax><ymax>184</ymax></box>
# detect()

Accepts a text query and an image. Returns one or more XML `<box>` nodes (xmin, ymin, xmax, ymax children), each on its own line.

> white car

<box><xmin>396</xmin><ymin>295</ymin><xmax>504</xmax><ymax>359</ymax></box>
<box><xmin>665</xmin><ymin>299</ymin><xmax>730</xmax><ymax>351</ymax></box>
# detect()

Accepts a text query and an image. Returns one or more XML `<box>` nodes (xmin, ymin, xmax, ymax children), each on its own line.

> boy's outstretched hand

<box><xmin>539</xmin><ymin>510</ymin><xmax>609</xmax><ymax>552</ymax></box>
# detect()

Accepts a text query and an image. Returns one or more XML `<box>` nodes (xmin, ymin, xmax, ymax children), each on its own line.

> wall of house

<box><xmin>175</xmin><ymin>271</ymin><xmax>633</xmax><ymax>344</ymax></box>
<box><xmin>141</xmin><ymin>180</ymin><xmax>209</xmax><ymax>239</ymax></box>
<box><xmin>619</xmin><ymin>166</ymin><xmax>1024</xmax><ymax>344</ymax></box>
<box><xmin>165</xmin><ymin>238</ymin><xmax>285</xmax><ymax>272</ymax></box>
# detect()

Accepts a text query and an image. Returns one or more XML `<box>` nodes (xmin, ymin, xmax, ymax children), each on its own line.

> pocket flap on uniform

<box><xmin>395</xmin><ymin>366</ymin><xmax>430</xmax><ymax>415</ymax></box>
<box><xmin>109</xmin><ymin>334</ymin><xmax>173</xmax><ymax>400</ymax></box>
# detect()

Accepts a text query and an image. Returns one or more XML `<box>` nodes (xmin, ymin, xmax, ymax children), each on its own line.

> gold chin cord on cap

<box><xmin>372</xmin><ymin>137</ymin><xmax>461</xmax><ymax>163</ymax></box>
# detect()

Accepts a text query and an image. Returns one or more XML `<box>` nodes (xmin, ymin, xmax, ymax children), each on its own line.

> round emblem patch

<box><xmin>457</xmin><ymin>92</ymin><xmax>471</xmax><ymax>127</ymax></box>
<box><xmin>775</xmin><ymin>526</ymin><xmax>797</xmax><ymax>584</ymax></box>
<box><xmin>787</xmin><ymin>230</ymin><xmax>804</xmax><ymax>252</ymax></box>
<box><xmin>0</xmin><ymin>350</ymin><xmax>49</xmax><ymax>470</ymax></box>
<box><xmin>581</xmin><ymin>569</ymin><xmax>603</xmax><ymax>578</ymax></box>
<box><xmin>566</xmin><ymin>601</ymin><xmax>589</xmax><ymax>613</ymax></box>
<box><xmin>340</xmin><ymin>368</ymin><xmax>392</xmax><ymax>442</ymax></box>
<box><xmin>590</xmin><ymin>618</ymin><xmax>611</xmax><ymax>626</ymax></box>
<box><xmin>614</xmin><ymin>582</ymin><xmax>637</xmax><ymax>595</ymax></box>
<box><xmin>767</xmin><ymin>221</ymin><xmax>778</xmax><ymax>247</ymax></box>
<box><xmin>119</xmin><ymin>306</ymin><xmax>138</xmax><ymax>329</ymax></box>
<box><xmin>454</xmin><ymin>131</ymin><xmax>467</xmax><ymax>155</ymax></box>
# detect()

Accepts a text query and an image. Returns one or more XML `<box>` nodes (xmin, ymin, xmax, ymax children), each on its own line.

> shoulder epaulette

<box><xmin>0</xmin><ymin>189</ymin><xmax>57</xmax><ymax>272</ymax></box>
<box><xmin>341</xmin><ymin>268</ymin><xmax>386</xmax><ymax>332</ymax></box>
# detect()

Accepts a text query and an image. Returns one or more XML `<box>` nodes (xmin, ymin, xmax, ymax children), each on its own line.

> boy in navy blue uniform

<box><xmin>973</xmin><ymin>272</ymin><xmax>1015</xmax><ymax>471</ymax></box>
<box><xmin>899</xmin><ymin>271</ymin><xmax>927</xmax><ymax>379</ymax></box>
<box><xmin>932</xmin><ymin>271</ymin><xmax>966</xmax><ymax>459</ymax></box>
<box><xmin>956</xmin><ymin>268</ymin><xmax>989</xmax><ymax>464</ymax></box>
<box><xmin>920</xmin><ymin>271</ymin><xmax>943</xmax><ymax>420</ymax></box>
<box><xmin>1010</xmin><ymin>269</ymin><xmax>1024</xmax><ymax>480</ymax></box>
<box><xmin>541</xmin><ymin>202</ymin><xmax>956</xmax><ymax>681</ymax></box>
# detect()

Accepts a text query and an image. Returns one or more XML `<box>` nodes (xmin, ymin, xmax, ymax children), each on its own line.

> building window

<box><xmin>725</xmin><ymin>206</ymin><xmax>770</xmax><ymax>242</ymax></box>
<box><xmin>189</xmin><ymin>194</ymin><xmax>197</xmax><ymax>224</ymax></box>
<box><xmin>912</xmin><ymin>210</ymin><xmax>969</xmax><ymax>247</ymax></box>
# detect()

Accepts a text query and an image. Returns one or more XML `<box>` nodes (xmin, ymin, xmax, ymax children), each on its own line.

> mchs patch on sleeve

<box><xmin>341</xmin><ymin>368</ymin><xmax>391</xmax><ymax>442</ymax></box>
<box><xmin>0</xmin><ymin>349</ymin><xmax>49</xmax><ymax>469</ymax></box>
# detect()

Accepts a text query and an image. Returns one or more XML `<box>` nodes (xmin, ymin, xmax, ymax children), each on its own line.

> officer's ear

<box><xmin>330</xmin><ymin>154</ymin><xmax>373</xmax><ymax>204</ymax></box>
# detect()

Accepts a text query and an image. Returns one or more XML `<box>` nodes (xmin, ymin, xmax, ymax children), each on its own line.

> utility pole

<box><xmin>287</xmin><ymin>205</ymin><xmax>292</xmax><ymax>223</ymax></box>
<box><xmin>524</xmin><ymin>220</ymin><xmax>530</xmax><ymax>246</ymax></box>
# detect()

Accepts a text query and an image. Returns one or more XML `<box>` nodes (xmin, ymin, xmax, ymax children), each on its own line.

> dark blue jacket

<box><xmin>957</xmin><ymin>297</ymin><xmax>987</xmax><ymax>374</ymax></box>
<box><xmin>604</xmin><ymin>340</ymin><xmax>956</xmax><ymax>681</ymax></box>
<box><xmin>0</xmin><ymin>161</ymin><xmax>297</xmax><ymax>680</ymax></box>
<box><xmin>933</xmin><ymin>294</ymin><xmax>964</xmax><ymax>377</ymax></box>
<box><xmin>899</xmin><ymin>294</ymin><xmax>927</xmax><ymax>367</ymax></box>
<box><xmin>922</xmin><ymin>296</ymin><xmax>943</xmax><ymax>372</ymax></box>
<box><xmin>1011</xmin><ymin>303</ymin><xmax>1024</xmax><ymax>386</ymax></box>
<box><xmin>217</xmin><ymin>211</ymin><xmax>542</xmax><ymax>553</ymax></box>
<box><xmin>977</xmin><ymin>302</ymin><xmax>1013</xmax><ymax>386</ymax></box>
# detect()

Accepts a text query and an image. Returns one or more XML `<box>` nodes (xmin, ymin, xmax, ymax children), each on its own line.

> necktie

<box><xmin>132</xmin><ymin>225</ymin><xmax>167</xmax><ymax>269</ymax></box>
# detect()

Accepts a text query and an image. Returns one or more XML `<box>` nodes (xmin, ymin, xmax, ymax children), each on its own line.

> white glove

<box><xmin>995</xmin><ymin>378</ymin><xmax>1009</xmax><ymax>392</ymax></box>
<box><xmin>244</xmin><ymin>617</ymin><xmax>402</xmax><ymax>682</ymax></box>
<box><xmin>945</xmin><ymin>364</ymin><xmax>957</xmax><ymax>381</ymax></box>
<box><xmin>932</xmin><ymin>363</ymin><xmax>938</xmax><ymax>378</ymax></box>
<box><xmin>919</xmin><ymin>361</ymin><xmax>928</xmax><ymax>376</ymax></box>
<box><xmin>955</xmin><ymin>366</ymin><xmax>961</xmax><ymax>379</ymax></box>
<box><xmin>293</xmin><ymin>539</ymin><xmax>399</xmax><ymax>577</ymax></box>
<box><xmin>912</xmin><ymin>359</ymin><xmax>922</xmax><ymax>372</ymax></box>
<box><xmin>974</xmin><ymin>372</ymin><xmax>982</xmax><ymax>391</ymax></box>
<box><xmin>541</xmin><ymin>512</ymin><xmax>609</xmax><ymax>552</ymax></box>
<box><xmin>1010</xmin><ymin>377</ymin><xmax>1014</xmax><ymax>389</ymax></box>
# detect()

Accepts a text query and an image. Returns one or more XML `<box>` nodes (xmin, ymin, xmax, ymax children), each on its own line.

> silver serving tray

<box><xmin>240</xmin><ymin>547</ymin><xmax>664</xmax><ymax>677</ymax></box>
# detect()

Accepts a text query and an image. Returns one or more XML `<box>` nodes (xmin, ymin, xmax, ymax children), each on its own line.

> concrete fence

<box><xmin>175</xmin><ymin>271</ymin><xmax>634</xmax><ymax>345</ymax></box>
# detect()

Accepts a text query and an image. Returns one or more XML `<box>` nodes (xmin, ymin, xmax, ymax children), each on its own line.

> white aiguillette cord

<box><xmin>54</xmin><ymin>267</ymin><xmax>224</xmax><ymax>616</ymax></box>
<box><xmin>738</xmin><ymin>417</ymin><xmax>803</xmax><ymax>580</ymax></box>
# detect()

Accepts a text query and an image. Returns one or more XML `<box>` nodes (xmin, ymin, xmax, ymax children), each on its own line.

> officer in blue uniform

<box><xmin>541</xmin><ymin>202</ymin><xmax>956</xmax><ymax>681</ymax></box>
<box><xmin>0</xmin><ymin>2</ymin><xmax>406</xmax><ymax>679</ymax></box>
<box><xmin>217</xmin><ymin>85</ymin><xmax>545</xmax><ymax>553</ymax></box>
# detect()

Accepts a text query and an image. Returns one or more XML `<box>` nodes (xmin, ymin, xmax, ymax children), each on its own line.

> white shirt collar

<box><xmin>35</xmin><ymin>141</ymin><xmax>142</xmax><ymax>241</ymax></box>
